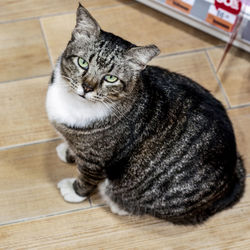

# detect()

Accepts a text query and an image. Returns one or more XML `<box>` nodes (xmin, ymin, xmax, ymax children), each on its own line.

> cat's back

<box><xmin>141</xmin><ymin>65</ymin><xmax>232</xmax><ymax>131</ymax></box>
<box><xmin>142</xmin><ymin>65</ymin><xmax>219</xmax><ymax>105</ymax></box>
<box><xmin>106</xmin><ymin>65</ymin><xmax>246</xmax><ymax>224</ymax></box>
<box><xmin>140</xmin><ymin>65</ymin><xmax>236</xmax><ymax>164</ymax></box>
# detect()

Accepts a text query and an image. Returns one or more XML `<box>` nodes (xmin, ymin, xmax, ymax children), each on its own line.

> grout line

<box><xmin>0</xmin><ymin>11</ymin><xmax>75</xmax><ymax>25</ymax></box>
<box><xmin>39</xmin><ymin>18</ymin><xmax>54</xmax><ymax>68</ymax></box>
<box><xmin>0</xmin><ymin>2</ymin><xmax>136</xmax><ymax>25</ymax></box>
<box><xmin>84</xmin><ymin>1</ymin><xmax>136</xmax><ymax>12</ymax></box>
<box><xmin>204</xmin><ymin>50</ymin><xmax>231</xmax><ymax>109</ymax></box>
<box><xmin>0</xmin><ymin>74</ymin><xmax>50</xmax><ymax>85</ymax></box>
<box><xmin>0</xmin><ymin>47</ymin><xmax>223</xmax><ymax>86</ymax></box>
<box><xmin>228</xmin><ymin>103</ymin><xmax>250</xmax><ymax>110</ymax></box>
<box><xmin>0</xmin><ymin>137</ymin><xmax>60</xmax><ymax>151</ymax></box>
<box><xmin>0</xmin><ymin>205</ymin><xmax>98</xmax><ymax>227</ymax></box>
<box><xmin>1</xmin><ymin>178</ymin><xmax>250</xmax><ymax>227</ymax></box>
<box><xmin>156</xmin><ymin>45</ymin><xmax>224</xmax><ymax>59</ymax></box>
<box><xmin>0</xmin><ymin>205</ymin><xmax>106</xmax><ymax>227</ymax></box>
<box><xmin>91</xmin><ymin>204</ymin><xmax>106</xmax><ymax>209</ymax></box>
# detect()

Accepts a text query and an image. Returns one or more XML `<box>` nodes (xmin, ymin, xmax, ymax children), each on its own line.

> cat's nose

<box><xmin>82</xmin><ymin>84</ymin><xmax>94</xmax><ymax>94</ymax></box>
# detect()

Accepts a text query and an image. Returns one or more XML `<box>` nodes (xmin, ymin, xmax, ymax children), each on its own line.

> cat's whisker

<box><xmin>55</xmin><ymin>80</ymin><xmax>69</xmax><ymax>87</ymax></box>
<box><xmin>100</xmin><ymin>100</ymin><xmax>121</xmax><ymax>121</ymax></box>
<box><xmin>61</xmin><ymin>75</ymin><xmax>78</xmax><ymax>88</ymax></box>
<box><xmin>91</xmin><ymin>95</ymin><xmax>121</xmax><ymax>121</ymax></box>
<box><xmin>103</xmin><ymin>97</ymin><xmax>131</xmax><ymax>122</ymax></box>
<box><xmin>61</xmin><ymin>75</ymin><xmax>74</xmax><ymax>82</ymax></box>
<box><xmin>90</xmin><ymin>96</ymin><xmax>113</xmax><ymax>114</ymax></box>
<box><xmin>60</xmin><ymin>75</ymin><xmax>82</xmax><ymax>95</ymax></box>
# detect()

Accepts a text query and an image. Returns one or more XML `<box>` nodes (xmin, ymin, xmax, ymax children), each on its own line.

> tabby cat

<box><xmin>46</xmin><ymin>4</ymin><xmax>245</xmax><ymax>225</ymax></box>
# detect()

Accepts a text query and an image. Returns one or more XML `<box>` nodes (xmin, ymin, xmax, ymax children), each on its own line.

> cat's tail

<box><xmin>228</xmin><ymin>154</ymin><xmax>246</xmax><ymax>207</ymax></box>
<box><xmin>206</xmin><ymin>153</ymin><xmax>246</xmax><ymax>216</ymax></box>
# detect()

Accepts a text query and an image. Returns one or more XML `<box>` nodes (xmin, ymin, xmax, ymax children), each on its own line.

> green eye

<box><xmin>78</xmin><ymin>58</ymin><xmax>89</xmax><ymax>70</ymax></box>
<box><xmin>104</xmin><ymin>75</ymin><xmax>118</xmax><ymax>83</ymax></box>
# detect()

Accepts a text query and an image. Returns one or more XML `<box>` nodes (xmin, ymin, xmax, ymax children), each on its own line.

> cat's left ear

<box><xmin>126</xmin><ymin>45</ymin><xmax>160</xmax><ymax>69</ymax></box>
<box><xmin>73</xmin><ymin>3</ymin><xmax>100</xmax><ymax>39</ymax></box>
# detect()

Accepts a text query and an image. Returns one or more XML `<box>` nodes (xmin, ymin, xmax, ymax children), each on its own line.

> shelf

<box><xmin>136</xmin><ymin>0</ymin><xmax>250</xmax><ymax>52</ymax></box>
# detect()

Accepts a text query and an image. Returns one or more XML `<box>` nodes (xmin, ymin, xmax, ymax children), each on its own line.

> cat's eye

<box><xmin>104</xmin><ymin>75</ymin><xmax>118</xmax><ymax>83</ymax></box>
<box><xmin>78</xmin><ymin>58</ymin><xmax>89</xmax><ymax>70</ymax></box>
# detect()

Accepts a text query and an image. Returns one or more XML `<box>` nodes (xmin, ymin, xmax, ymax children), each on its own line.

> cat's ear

<box><xmin>126</xmin><ymin>45</ymin><xmax>160</xmax><ymax>69</ymax></box>
<box><xmin>73</xmin><ymin>3</ymin><xmax>100</xmax><ymax>39</ymax></box>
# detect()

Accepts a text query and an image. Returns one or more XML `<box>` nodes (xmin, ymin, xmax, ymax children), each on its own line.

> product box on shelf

<box><xmin>136</xmin><ymin>0</ymin><xmax>250</xmax><ymax>52</ymax></box>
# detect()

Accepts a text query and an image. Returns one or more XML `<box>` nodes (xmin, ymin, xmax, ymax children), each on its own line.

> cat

<box><xmin>46</xmin><ymin>4</ymin><xmax>245</xmax><ymax>225</ymax></box>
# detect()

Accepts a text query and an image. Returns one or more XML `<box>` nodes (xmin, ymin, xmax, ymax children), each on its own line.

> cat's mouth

<box><xmin>77</xmin><ymin>93</ymin><xmax>98</xmax><ymax>103</ymax></box>
<box><xmin>78</xmin><ymin>94</ymin><xmax>86</xmax><ymax>99</ymax></box>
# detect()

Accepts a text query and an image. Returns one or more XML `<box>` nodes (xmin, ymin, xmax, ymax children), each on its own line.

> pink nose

<box><xmin>82</xmin><ymin>84</ymin><xmax>94</xmax><ymax>93</ymax></box>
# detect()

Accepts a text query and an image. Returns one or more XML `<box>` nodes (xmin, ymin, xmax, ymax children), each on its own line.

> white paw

<box><xmin>57</xmin><ymin>178</ymin><xmax>86</xmax><ymax>203</ymax></box>
<box><xmin>56</xmin><ymin>143</ymin><xmax>68</xmax><ymax>163</ymax></box>
<box><xmin>109</xmin><ymin>202</ymin><xmax>129</xmax><ymax>216</ymax></box>
<box><xmin>99</xmin><ymin>180</ymin><xmax>129</xmax><ymax>216</ymax></box>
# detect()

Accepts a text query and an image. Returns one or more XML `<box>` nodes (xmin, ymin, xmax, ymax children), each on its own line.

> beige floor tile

<box><xmin>151</xmin><ymin>51</ymin><xmax>227</xmax><ymax>106</ymax></box>
<box><xmin>90</xmin><ymin>191</ymin><xmax>105</xmax><ymax>206</ymax></box>
<box><xmin>41</xmin><ymin>13</ymin><xmax>75</xmax><ymax>64</ymax></box>
<box><xmin>0</xmin><ymin>1</ymin><xmax>249</xmax><ymax>248</ymax></box>
<box><xmin>229</xmin><ymin>107</ymin><xmax>250</xmax><ymax>173</ymax></box>
<box><xmin>0</xmin><ymin>140</ymin><xmax>90</xmax><ymax>225</ymax></box>
<box><xmin>0</xmin><ymin>20</ymin><xmax>51</xmax><ymax>82</ymax></box>
<box><xmin>0</xmin><ymin>77</ymin><xmax>57</xmax><ymax>148</ymax></box>
<box><xmin>0</xmin><ymin>178</ymin><xmax>249</xmax><ymax>249</ymax></box>
<box><xmin>207</xmin><ymin>47</ymin><xmax>250</xmax><ymax>106</ymax></box>
<box><xmin>41</xmin><ymin>3</ymin><xmax>222</xmax><ymax>64</ymax></box>
<box><xmin>0</xmin><ymin>0</ymin><xmax>133</xmax><ymax>22</ymax></box>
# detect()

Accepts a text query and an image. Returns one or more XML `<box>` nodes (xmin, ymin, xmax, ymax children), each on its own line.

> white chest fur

<box><xmin>46</xmin><ymin>65</ymin><xmax>111</xmax><ymax>128</ymax></box>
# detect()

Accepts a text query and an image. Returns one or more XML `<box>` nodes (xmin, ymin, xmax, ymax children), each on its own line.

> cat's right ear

<box><xmin>72</xmin><ymin>3</ymin><xmax>100</xmax><ymax>39</ymax></box>
<box><xmin>126</xmin><ymin>45</ymin><xmax>160</xmax><ymax>70</ymax></box>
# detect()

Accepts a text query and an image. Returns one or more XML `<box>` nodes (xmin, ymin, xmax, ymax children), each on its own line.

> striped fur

<box><xmin>47</xmin><ymin>4</ymin><xmax>245</xmax><ymax>225</ymax></box>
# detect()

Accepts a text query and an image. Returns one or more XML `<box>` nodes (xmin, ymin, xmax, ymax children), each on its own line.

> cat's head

<box><xmin>60</xmin><ymin>3</ymin><xmax>160</xmax><ymax>103</ymax></box>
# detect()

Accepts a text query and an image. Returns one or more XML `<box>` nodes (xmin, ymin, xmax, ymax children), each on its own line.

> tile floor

<box><xmin>0</xmin><ymin>0</ymin><xmax>250</xmax><ymax>249</ymax></box>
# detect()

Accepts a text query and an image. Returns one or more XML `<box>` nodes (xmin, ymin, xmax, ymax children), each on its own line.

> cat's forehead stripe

<box><xmin>107</xmin><ymin>63</ymin><xmax>115</xmax><ymax>73</ymax></box>
<box><xmin>95</xmin><ymin>43</ymin><xmax>120</xmax><ymax>68</ymax></box>
<box><xmin>89</xmin><ymin>53</ymin><xmax>95</xmax><ymax>62</ymax></box>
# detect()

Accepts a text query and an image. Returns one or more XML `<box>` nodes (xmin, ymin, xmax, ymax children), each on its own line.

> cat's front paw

<box><xmin>57</xmin><ymin>178</ymin><xmax>86</xmax><ymax>203</ymax></box>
